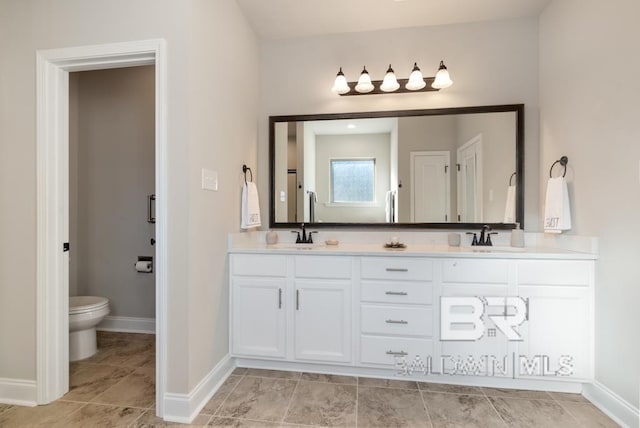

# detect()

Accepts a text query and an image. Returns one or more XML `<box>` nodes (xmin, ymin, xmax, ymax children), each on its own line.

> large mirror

<box><xmin>269</xmin><ymin>104</ymin><xmax>524</xmax><ymax>229</ymax></box>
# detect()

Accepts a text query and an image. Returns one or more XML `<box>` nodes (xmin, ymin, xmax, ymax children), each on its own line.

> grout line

<box><xmin>208</xmin><ymin>373</ymin><xmax>244</xmax><ymax>417</ymax></box>
<box><xmin>484</xmin><ymin>394</ymin><xmax>510</xmax><ymax>427</ymax></box>
<box><xmin>280</xmin><ymin>375</ymin><xmax>301</xmax><ymax>425</ymax></box>
<box><xmin>417</xmin><ymin>389</ymin><xmax>434</xmax><ymax>428</ymax></box>
<box><xmin>553</xmin><ymin>398</ymin><xmax>586</xmax><ymax>426</ymax></box>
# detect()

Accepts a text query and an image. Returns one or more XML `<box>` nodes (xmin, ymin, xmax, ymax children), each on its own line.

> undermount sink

<box><xmin>269</xmin><ymin>243</ymin><xmax>326</xmax><ymax>250</ymax></box>
<box><xmin>461</xmin><ymin>246</ymin><xmax>526</xmax><ymax>253</ymax></box>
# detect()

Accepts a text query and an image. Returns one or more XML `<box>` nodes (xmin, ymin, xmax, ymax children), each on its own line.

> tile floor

<box><xmin>0</xmin><ymin>332</ymin><xmax>620</xmax><ymax>427</ymax></box>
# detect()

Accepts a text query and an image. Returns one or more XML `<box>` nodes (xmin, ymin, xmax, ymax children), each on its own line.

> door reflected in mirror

<box><xmin>270</xmin><ymin>105</ymin><xmax>523</xmax><ymax>228</ymax></box>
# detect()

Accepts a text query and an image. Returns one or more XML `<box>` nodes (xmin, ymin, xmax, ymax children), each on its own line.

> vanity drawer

<box><xmin>231</xmin><ymin>254</ymin><xmax>287</xmax><ymax>277</ymax></box>
<box><xmin>295</xmin><ymin>256</ymin><xmax>352</xmax><ymax>279</ymax></box>
<box><xmin>517</xmin><ymin>260</ymin><xmax>592</xmax><ymax>286</ymax></box>
<box><xmin>360</xmin><ymin>280</ymin><xmax>433</xmax><ymax>305</ymax></box>
<box><xmin>361</xmin><ymin>257</ymin><xmax>432</xmax><ymax>281</ymax></box>
<box><xmin>442</xmin><ymin>259</ymin><xmax>509</xmax><ymax>284</ymax></box>
<box><xmin>361</xmin><ymin>305</ymin><xmax>433</xmax><ymax>337</ymax></box>
<box><xmin>360</xmin><ymin>335</ymin><xmax>434</xmax><ymax>366</ymax></box>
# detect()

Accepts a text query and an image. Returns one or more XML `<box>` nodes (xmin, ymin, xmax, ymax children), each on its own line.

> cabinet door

<box><xmin>231</xmin><ymin>277</ymin><xmax>286</xmax><ymax>358</ymax></box>
<box><xmin>517</xmin><ymin>286</ymin><xmax>591</xmax><ymax>380</ymax></box>
<box><xmin>439</xmin><ymin>285</ymin><xmax>512</xmax><ymax>377</ymax></box>
<box><xmin>295</xmin><ymin>280</ymin><xmax>351</xmax><ymax>363</ymax></box>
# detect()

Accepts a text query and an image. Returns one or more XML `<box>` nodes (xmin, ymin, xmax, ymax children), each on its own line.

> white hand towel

<box><xmin>385</xmin><ymin>190</ymin><xmax>392</xmax><ymax>222</ymax></box>
<box><xmin>544</xmin><ymin>177</ymin><xmax>571</xmax><ymax>233</ymax></box>
<box><xmin>241</xmin><ymin>182</ymin><xmax>261</xmax><ymax>229</ymax></box>
<box><xmin>503</xmin><ymin>185</ymin><xmax>516</xmax><ymax>223</ymax></box>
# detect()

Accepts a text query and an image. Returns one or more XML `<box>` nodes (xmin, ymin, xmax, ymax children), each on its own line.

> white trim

<box><xmin>35</xmin><ymin>39</ymin><xmax>168</xmax><ymax>418</ymax></box>
<box><xmin>0</xmin><ymin>379</ymin><xmax>38</xmax><ymax>407</ymax></box>
<box><xmin>583</xmin><ymin>381</ymin><xmax>640</xmax><ymax>428</ymax></box>
<box><xmin>234</xmin><ymin>358</ymin><xmax>584</xmax><ymax>393</ymax></box>
<box><xmin>97</xmin><ymin>316</ymin><xmax>156</xmax><ymax>334</ymax></box>
<box><xmin>163</xmin><ymin>355</ymin><xmax>235</xmax><ymax>424</ymax></box>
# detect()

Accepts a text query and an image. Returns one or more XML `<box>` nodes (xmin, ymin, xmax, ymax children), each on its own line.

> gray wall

<box><xmin>69</xmin><ymin>66</ymin><xmax>156</xmax><ymax>319</ymax></box>
<box><xmin>540</xmin><ymin>0</ymin><xmax>640</xmax><ymax>409</ymax></box>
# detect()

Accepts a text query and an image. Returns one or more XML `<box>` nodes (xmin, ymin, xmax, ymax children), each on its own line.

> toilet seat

<box><xmin>70</xmin><ymin>296</ymin><xmax>109</xmax><ymax>314</ymax></box>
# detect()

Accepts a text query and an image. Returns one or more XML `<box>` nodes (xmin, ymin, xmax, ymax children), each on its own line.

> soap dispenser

<box><xmin>511</xmin><ymin>223</ymin><xmax>525</xmax><ymax>248</ymax></box>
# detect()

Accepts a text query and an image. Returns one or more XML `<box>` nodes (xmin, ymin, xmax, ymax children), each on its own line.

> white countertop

<box><xmin>228</xmin><ymin>242</ymin><xmax>597</xmax><ymax>260</ymax></box>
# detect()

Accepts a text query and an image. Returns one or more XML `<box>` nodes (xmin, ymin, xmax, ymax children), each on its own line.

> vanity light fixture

<box><xmin>432</xmin><ymin>60</ymin><xmax>453</xmax><ymax>89</ymax></box>
<box><xmin>331</xmin><ymin>67</ymin><xmax>351</xmax><ymax>94</ymax></box>
<box><xmin>380</xmin><ymin>64</ymin><xmax>400</xmax><ymax>92</ymax></box>
<box><xmin>355</xmin><ymin>66</ymin><xmax>375</xmax><ymax>93</ymax></box>
<box><xmin>332</xmin><ymin>60</ymin><xmax>452</xmax><ymax>96</ymax></box>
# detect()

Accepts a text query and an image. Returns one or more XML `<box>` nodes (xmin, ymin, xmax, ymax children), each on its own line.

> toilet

<box><xmin>69</xmin><ymin>296</ymin><xmax>110</xmax><ymax>361</ymax></box>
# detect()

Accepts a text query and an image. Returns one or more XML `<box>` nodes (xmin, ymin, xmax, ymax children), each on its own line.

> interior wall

<box><xmin>456</xmin><ymin>112</ymin><xmax>516</xmax><ymax>223</ymax></box>
<box><xmin>315</xmin><ymin>133</ymin><xmax>390</xmax><ymax>223</ymax></box>
<box><xmin>397</xmin><ymin>116</ymin><xmax>457</xmax><ymax>222</ymax></box>
<box><xmin>0</xmin><ymin>0</ymin><xmax>259</xmax><ymax>397</ymax></box>
<box><xmin>540</xmin><ymin>0</ymin><xmax>640</xmax><ymax>409</ymax></box>
<box><xmin>69</xmin><ymin>66</ymin><xmax>155</xmax><ymax>320</ymax></box>
<box><xmin>258</xmin><ymin>17</ymin><xmax>540</xmax><ymax>230</ymax></box>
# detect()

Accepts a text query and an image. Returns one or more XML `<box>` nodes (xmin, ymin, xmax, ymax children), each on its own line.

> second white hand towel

<box><xmin>241</xmin><ymin>181</ymin><xmax>261</xmax><ymax>229</ymax></box>
<box><xmin>544</xmin><ymin>176</ymin><xmax>571</xmax><ymax>233</ymax></box>
<box><xmin>503</xmin><ymin>185</ymin><xmax>516</xmax><ymax>223</ymax></box>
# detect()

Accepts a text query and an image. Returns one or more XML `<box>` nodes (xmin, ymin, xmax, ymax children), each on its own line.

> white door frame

<box><xmin>35</xmin><ymin>40</ymin><xmax>168</xmax><ymax>417</ymax></box>
<box><xmin>456</xmin><ymin>134</ymin><xmax>484</xmax><ymax>223</ymax></box>
<box><xmin>409</xmin><ymin>150</ymin><xmax>451</xmax><ymax>222</ymax></box>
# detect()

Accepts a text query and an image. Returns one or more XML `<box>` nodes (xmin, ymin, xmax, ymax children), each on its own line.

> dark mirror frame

<box><xmin>269</xmin><ymin>104</ymin><xmax>524</xmax><ymax>230</ymax></box>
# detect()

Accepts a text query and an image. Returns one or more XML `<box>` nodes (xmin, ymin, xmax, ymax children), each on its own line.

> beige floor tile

<box><xmin>89</xmin><ymin>340</ymin><xmax>156</xmax><ymax>367</ymax></box>
<box><xmin>488</xmin><ymin>396</ymin><xmax>580</xmax><ymax>428</ymax></box>
<box><xmin>482</xmin><ymin>387</ymin><xmax>554</xmax><ymax>400</ymax></box>
<box><xmin>232</xmin><ymin>367</ymin><xmax>248</xmax><ymax>376</ymax></box>
<box><xmin>559</xmin><ymin>402</ymin><xmax>620</xmax><ymax>428</ymax></box>
<box><xmin>133</xmin><ymin>409</ymin><xmax>211</xmax><ymax>427</ymax></box>
<box><xmin>0</xmin><ymin>404</ymin><xmax>14</xmax><ymax>415</ymax></box>
<box><xmin>283</xmin><ymin>381</ymin><xmax>356</xmax><ymax>426</ymax></box>
<box><xmin>300</xmin><ymin>372</ymin><xmax>357</xmax><ymax>385</ymax></box>
<box><xmin>422</xmin><ymin>391</ymin><xmax>504</xmax><ymax>428</ymax></box>
<box><xmin>244</xmin><ymin>368</ymin><xmax>301</xmax><ymax>380</ymax></box>
<box><xmin>0</xmin><ymin>401</ymin><xmax>84</xmax><ymax>426</ymax></box>
<box><xmin>216</xmin><ymin>376</ymin><xmax>297</xmax><ymax>422</ymax></box>
<box><xmin>64</xmin><ymin>364</ymin><xmax>134</xmax><ymax>402</ymax></box>
<box><xmin>91</xmin><ymin>366</ymin><xmax>156</xmax><ymax>408</ymax></box>
<box><xmin>207</xmin><ymin>417</ymin><xmax>279</xmax><ymax>427</ymax></box>
<box><xmin>51</xmin><ymin>403</ymin><xmax>145</xmax><ymax>427</ymax></box>
<box><xmin>358</xmin><ymin>377</ymin><xmax>419</xmax><ymax>390</ymax></box>
<box><xmin>548</xmin><ymin>391</ymin><xmax>589</xmax><ymax>403</ymax></box>
<box><xmin>358</xmin><ymin>386</ymin><xmax>430</xmax><ymax>427</ymax></box>
<box><xmin>418</xmin><ymin>382</ymin><xmax>483</xmax><ymax>395</ymax></box>
<box><xmin>200</xmin><ymin>376</ymin><xmax>243</xmax><ymax>415</ymax></box>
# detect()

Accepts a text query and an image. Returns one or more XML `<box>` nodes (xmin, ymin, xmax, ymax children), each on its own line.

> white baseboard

<box><xmin>163</xmin><ymin>354</ymin><xmax>234</xmax><ymax>423</ymax></box>
<box><xmin>583</xmin><ymin>381</ymin><xmax>639</xmax><ymax>428</ymax></box>
<box><xmin>0</xmin><ymin>378</ymin><xmax>37</xmax><ymax>407</ymax></box>
<box><xmin>97</xmin><ymin>316</ymin><xmax>155</xmax><ymax>334</ymax></box>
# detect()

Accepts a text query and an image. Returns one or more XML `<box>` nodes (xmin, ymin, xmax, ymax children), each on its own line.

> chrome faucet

<box><xmin>467</xmin><ymin>225</ymin><xmax>498</xmax><ymax>246</ymax></box>
<box><xmin>291</xmin><ymin>223</ymin><xmax>316</xmax><ymax>244</ymax></box>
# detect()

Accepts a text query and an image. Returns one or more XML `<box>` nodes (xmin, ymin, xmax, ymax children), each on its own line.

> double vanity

<box><xmin>228</xmin><ymin>232</ymin><xmax>596</xmax><ymax>393</ymax></box>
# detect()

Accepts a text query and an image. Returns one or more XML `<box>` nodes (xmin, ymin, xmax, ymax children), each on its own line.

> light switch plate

<box><xmin>201</xmin><ymin>168</ymin><xmax>218</xmax><ymax>191</ymax></box>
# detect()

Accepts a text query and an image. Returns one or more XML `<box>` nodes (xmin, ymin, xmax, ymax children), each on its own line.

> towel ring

<box><xmin>242</xmin><ymin>164</ymin><xmax>253</xmax><ymax>183</ymax></box>
<box><xmin>509</xmin><ymin>172</ymin><xmax>516</xmax><ymax>186</ymax></box>
<box><xmin>549</xmin><ymin>156</ymin><xmax>568</xmax><ymax>178</ymax></box>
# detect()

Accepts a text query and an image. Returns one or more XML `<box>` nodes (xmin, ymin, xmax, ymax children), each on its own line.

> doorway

<box><xmin>410</xmin><ymin>151</ymin><xmax>451</xmax><ymax>222</ymax></box>
<box><xmin>457</xmin><ymin>134</ymin><xmax>483</xmax><ymax>223</ymax></box>
<box><xmin>35</xmin><ymin>40</ymin><xmax>168</xmax><ymax>417</ymax></box>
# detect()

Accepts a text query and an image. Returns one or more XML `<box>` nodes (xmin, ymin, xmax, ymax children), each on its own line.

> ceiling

<box><xmin>236</xmin><ymin>0</ymin><xmax>552</xmax><ymax>40</ymax></box>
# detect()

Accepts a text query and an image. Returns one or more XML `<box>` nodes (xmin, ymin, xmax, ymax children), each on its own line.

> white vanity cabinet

<box><xmin>359</xmin><ymin>257</ymin><xmax>435</xmax><ymax>367</ymax></box>
<box><xmin>515</xmin><ymin>260</ymin><xmax>593</xmax><ymax>381</ymax></box>
<box><xmin>293</xmin><ymin>256</ymin><xmax>352</xmax><ymax>363</ymax></box>
<box><xmin>230</xmin><ymin>255</ymin><xmax>287</xmax><ymax>358</ymax></box>
<box><xmin>230</xmin><ymin>254</ymin><xmax>353</xmax><ymax>364</ymax></box>
<box><xmin>229</xmin><ymin>247</ymin><xmax>595</xmax><ymax>390</ymax></box>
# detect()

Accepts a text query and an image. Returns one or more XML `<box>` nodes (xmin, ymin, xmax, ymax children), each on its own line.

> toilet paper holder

<box><xmin>135</xmin><ymin>256</ymin><xmax>153</xmax><ymax>273</ymax></box>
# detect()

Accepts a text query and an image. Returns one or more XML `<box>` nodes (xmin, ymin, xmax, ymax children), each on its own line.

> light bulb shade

<box><xmin>405</xmin><ymin>62</ymin><xmax>426</xmax><ymax>90</ymax></box>
<box><xmin>432</xmin><ymin>60</ymin><xmax>453</xmax><ymax>89</ymax></box>
<box><xmin>355</xmin><ymin>67</ymin><xmax>374</xmax><ymax>93</ymax></box>
<box><xmin>331</xmin><ymin>67</ymin><xmax>351</xmax><ymax>94</ymax></box>
<box><xmin>380</xmin><ymin>64</ymin><xmax>400</xmax><ymax>92</ymax></box>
